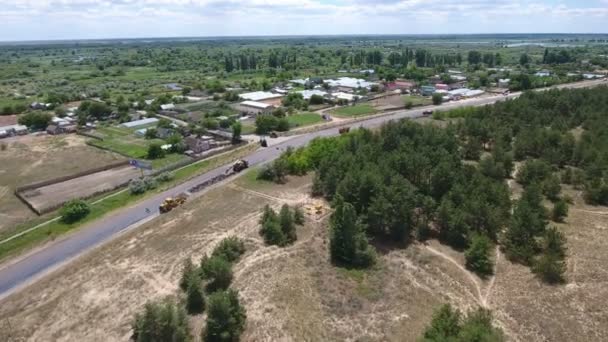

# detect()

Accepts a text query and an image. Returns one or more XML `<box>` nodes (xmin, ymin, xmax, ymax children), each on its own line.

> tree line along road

<box><xmin>0</xmin><ymin>78</ymin><xmax>605</xmax><ymax>300</ymax></box>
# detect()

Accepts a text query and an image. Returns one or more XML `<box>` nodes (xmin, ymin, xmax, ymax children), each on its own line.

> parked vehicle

<box><xmin>226</xmin><ymin>159</ymin><xmax>249</xmax><ymax>174</ymax></box>
<box><xmin>422</xmin><ymin>110</ymin><xmax>433</xmax><ymax>116</ymax></box>
<box><xmin>260</xmin><ymin>138</ymin><xmax>268</xmax><ymax>147</ymax></box>
<box><xmin>159</xmin><ymin>194</ymin><xmax>187</xmax><ymax>213</ymax></box>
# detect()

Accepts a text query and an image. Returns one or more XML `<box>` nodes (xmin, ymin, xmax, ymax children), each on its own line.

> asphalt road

<box><xmin>0</xmin><ymin>79</ymin><xmax>605</xmax><ymax>300</ymax></box>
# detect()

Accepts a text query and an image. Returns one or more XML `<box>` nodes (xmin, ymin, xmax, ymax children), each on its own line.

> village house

<box><xmin>239</xmin><ymin>91</ymin><xmax>284</xmax><ymax>106</ymax></box>
<box><xmin>237</xmin><ymin>101</ymin><xmax>276</xmax><ymax>115</ymax></box>
<box><xmin>184</xmin><ymin>135</ymin><xmax>214</xmax><ymax>154</ymax></box>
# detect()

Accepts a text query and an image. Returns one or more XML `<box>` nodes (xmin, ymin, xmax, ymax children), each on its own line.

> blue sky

<box><xmin>0</xmin><ymin>0</ymin><xmax>607</xmax><ymax>41</ymax></box>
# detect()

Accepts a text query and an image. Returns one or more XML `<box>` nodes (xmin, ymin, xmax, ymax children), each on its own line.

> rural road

<box><xmin>0</xmin><ymin>78</ymin><xmax>605</xmax><ymax>300</ymax></box>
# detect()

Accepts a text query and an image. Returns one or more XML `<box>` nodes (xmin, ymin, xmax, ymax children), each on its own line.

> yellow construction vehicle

<box><xmin>159</xmin><ymin>194</ymin><xmax>187</xmax><ymax>213</ymax></box>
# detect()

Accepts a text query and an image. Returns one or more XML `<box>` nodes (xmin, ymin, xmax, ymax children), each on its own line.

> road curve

<box><xmin>0</xmin><ymin>79</ymin><xmax>605</xmax><ymax>299</ymax></box>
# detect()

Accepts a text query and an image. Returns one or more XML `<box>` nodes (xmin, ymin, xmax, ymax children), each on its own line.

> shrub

<box><xmin>156</xmin><ymin>172</ymin><xmax>174</xmax><ymax>183</ymax></box>
<box><xmin>129</xmin><ymin>178</ymin><xmax>148</xmax><ymax>195</ymax></box>
<box><xmin>404</xmin><ymin>101</ymin><xmax>413</xmax><ymax>109</ymax></box>
<box><xmin>18</xmin><ymin>111</ymin><xmax>52</xmax><ymax>130</ymax></box>
<box><xmin>60</xmin><ymin>199</ymin><xmax>90</xmax><ymax>223</ymax></box>
<box><xmin>551</xmin><ymin>199</ymin><xmax>568</xmax><ymax>222</ymax></box>
<box><xmin>212</xmin><ymin>236</ymin><xmax>246</xmax><ymax>263</ymax></box>
<box><xmin>179</xmin><ymin>258</ymin><xmax>197</xmax><ymax>292</ymax></box>
<box><xmin>432</xmin><ymin>93</ymin><xmax>443</xmax><ymax>105</ymax></box>
<box><xmin>0</xmin><ymin>143</ymin><xmax>6</xmax><ymax>151</ymax></box>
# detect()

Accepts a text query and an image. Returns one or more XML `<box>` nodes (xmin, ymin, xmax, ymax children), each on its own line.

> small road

<box><xmin>0</xmin><ymin>79</ymin><xmax>605</xmax><ymax>300</ymax></box>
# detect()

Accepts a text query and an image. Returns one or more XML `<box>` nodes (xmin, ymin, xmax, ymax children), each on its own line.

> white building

<box><xmin>239</xmin><ymin>91</ymin><xmax>283</xmax><ymax>103</ymax></box>
<box><xmin>121</xmin><ymin>118</ymin><xmax>159</xmax><ymax>128</ymax></box>
<box><xmin>326</xmin><ymin>77</ymin><xmax>377</xmax><ymax>91</ymax></box>
<box><xmin>332</xmin><ymin>92</ymin><xmax>358</xmax><ymax>102</ymax></box>
<box><xmin>297</xmin><ymin>89</ymin><xmax>328</xmax><ymax>100</ymax></box>
<box><xmin>238</xmin><ymin>100</ymin><xmax>275</xmax><ymax>115</ymax></box>
<box><xmin>160</xmin><ymin>103</ymin><xmax>175</xmax><ymax>111</ymax></box>
<box><xmin>498</xmin><ymin>79</ymin><xmax>511</xmax><ymax>88</ymax></box>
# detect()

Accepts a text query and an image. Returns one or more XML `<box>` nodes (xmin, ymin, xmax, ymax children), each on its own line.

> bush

<box><xmin>129</xmin><ymin>178</ymin><xmax>147</xmax><ymax>195</ymax></box>
<box><xmin>156</xmin><ymin>172</ymin><xmax>174</xmax><ymax>183</ymax></box>
<box><xmin>422</xmin><ymin>304</ymin><xmax>504</xmax><ymax>342</ymax></box>
<box><xmin>204</xmin><ymin>290</ymin><xmax>246</xmax><ymax>342</ymax></box>
<box><xmin>60</xmin><ymin>199</ymin><xmax>90</xmax><ymax>223</ymax></box>
<box><xmin>432</xmin><ymin>93</ymin><xmax>443</xmax><ymax>105</ymax></box>
<box><xmin>257</xmin><ymin>164</ymin><xmax>276</xmax><ymax>182</ymax></box>
<box><xmin>404</xmin><ymin>101</ymin><xmax>413</xmax><ymax>109</ymax></box>
<box><xmin>551</xmin><ymin>199</ymin><xmax>568</xmax><ymax>222</ymax></box>
<box><xmin>212</xmin><ymin>236</ymin><xmax>246</xmax><ymax>263</ymax></box>
<box><xmin>200</xmin><ymin>256</ymin><xmax>233</xmax><ymax>292</ymax></box>
<box><xmin>144</xmin><ymin>128</ymin><xmax>157</xmax><ymax>139</ymax></box>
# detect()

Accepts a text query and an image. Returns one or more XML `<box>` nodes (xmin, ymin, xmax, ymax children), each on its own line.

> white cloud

<box><xmin>0</xmin><ymin>0</ymin><xmax>606</xmax><ymax>40</ymax></box>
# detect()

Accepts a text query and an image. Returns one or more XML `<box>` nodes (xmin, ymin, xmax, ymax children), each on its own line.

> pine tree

<box><xmin>200</xmin><ymin>256</ymin><xmax>233</xmax><ymax>292</ymax></box>
<box><xmin>423</xmin><ymin>304</ymin><xmax>461</xmax><ymax>341</ymax></box>
<box><xmin>204</xmin><ymin>290</ymin><xmax>246</xmax><ymax>342</ymax></box>
<box><xmin>186</xmin><ymin>277</ymin><xmax>205</xmax><ymax>314</ymax></box>
<box><xmin>279</xmin><ymin>204</ymin><xmax>297</xmax><ymax>244</ymax></box>
<box><xmin>330</xmin><ymin>196</ymin><xmax>376</xmax><ymax>268</ymax></box>
<box><xmin>179</xmin><ymin>258</ymin><xmax>196</xmax><ymax>292</ymax></box>
<box><xmin>533</xmin><ymin>227</ymin><xmax>567</xmax><ymax>284</ymax></box>
<box><xmin>465</xmin><ymin>234</ymin><xmax>494</xmax><ymax>277</ymax></box>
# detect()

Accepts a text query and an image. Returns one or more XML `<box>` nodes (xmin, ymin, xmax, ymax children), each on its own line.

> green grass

<box><xmin>89</xmin><ymin>125</ymin><xmax>187</xmax><ymax>167</ymax></box>
<box><xmin>0</xmin><ymin>143</ymin><xmax>257</xmax><ymax>262</ymax></box>
<box><xmin>287</xmin><ymin>112</ymin><xmax>323</xmax><ymax>128</ymax></box>
<box><xmin>241</xmin><ymin>123</ymin><xmax>256</xmax><ymax>135</ymax></box>
<box><xmin>332</xmin><ymin>104</ymin><xmax>376</xmax><ymax>117</ymax></box>
<box><xmin>402</xmin><ymin>95</ymin><xmax>432</xmax><ymax>107</ymax></box>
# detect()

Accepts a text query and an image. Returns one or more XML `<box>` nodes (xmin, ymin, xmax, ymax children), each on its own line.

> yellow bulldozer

<box><xmin>159</xmin><ymin>194</ymin><xmax>187</xmax><ymax>213</ymax></box>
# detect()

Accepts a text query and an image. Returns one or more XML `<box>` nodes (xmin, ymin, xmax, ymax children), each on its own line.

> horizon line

<box><xmin>1</xmin><ymin>32</ymin><xmax>608</xmax><ymax>45</ymax></box>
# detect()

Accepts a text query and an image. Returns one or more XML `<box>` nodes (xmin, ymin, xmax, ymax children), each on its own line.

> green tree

<box><xmin>533</xmin><ymin>227</ymin><xmax>568</xmax><ymax>284</ymax></box>
<box><xmin>231</xmin><ymin>121</ymin><xmax>242</xmax><ymax>144</ymax></box>
<box><xmin>132</xmin><ymin>300</ymin><xmax>190</xmax><ymax>342</ymax></box>
<box><xmin>422</xmin><ymin>304</ymin><xmax>461</xmax><ymax>341</ymax></box>
<box><xmin>147</xmin><ymin>143</ymin><xmax>166</xmax><ymax>159</ymax></box>
<box><xmin>201</xmin><ymin>256</ymin><xmax>233</xmax><ymax>292</ymax></box>
<box><xmin>145</xmin><ymin>128</ymin><xmax>158</xmax><ymax>139</ymax></box>
<box><xmin>212</xmin><ymin>237</ymin><xmax>246</xmax><ymax>263</ymax></box>
<box><xmin>465</xmin><ymin>234</ymin><xmax>494</xmax><ymax>277</ymax></box>
<box><xmin>457</xmin><ymin>308</ymin><xmax>504</xmax><ymax>342</ymax></box>
<box><xmin>179</xmin><ymin>258</ymin><xmax>197</xmax><ymax>292</ymax></box>
<box><xmin>18</xmin><ymin>112</ymin><xmax>52</xmax><ymax>130</ymax></box>
<box><xmin>541</xmin><ymin>175</ymin><xmax>561</xmax><ymax>202</ymax></box>
<box><xmin>186</xmin><ymin>277</ymin><xmax>205</xmax><ymax>314</ymax></box>
<box><xmin>330</xmin><ymin>196</ymin><xmax>376</xmax><ymax>268</ymax></box>
<box><xmin>60</xmin><ymin>199</ymin><xmax>90</xmax><ymax>223</ymax></box>
<box><xmin>432</xmin><ymin>93</ymin><xmax>443</xmax><ymax>105</ymax></box>
<box><xmin>204</xmin><ymin>290</ymin><xmax>246</xmax><ymax>342</ymax></box>
<box><xmin>279</xmin><ymin>204</ymin><xmax>297</xmax><ymax>244</ymax></box>
<box><xmin>551</xmin><ymin>199</ymin><xmax>568</xmax><ymax>223</ymax></box>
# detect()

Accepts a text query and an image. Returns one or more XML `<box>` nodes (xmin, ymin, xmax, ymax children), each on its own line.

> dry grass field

<box><xmin>0</xmin><ymin>134</ymin><xmax>125</xmax><ymax>234</ymax></box>
<box><xmin>19</xmin><ymin>164</ymin><xmax>139</xmax><ymax>214</ymax></box>
<box><xmin>0</xmin><ymin>168</ymin><xmax>607</xmax><ymax>342</ymax></box>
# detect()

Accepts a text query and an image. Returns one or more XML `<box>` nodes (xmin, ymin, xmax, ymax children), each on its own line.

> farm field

<box><xmin>19</xmin><ymin>164</ymin><xmax>139</xmax><ymax>214</ymax></box>
<box><xmin>0</xmin><ymin>134</ymin><xmax>125</xmax><ymax>235</ymax></box>
<box><xmin>332</xmin><ymin>104</ymin><xmax>377</xmax><ymax>117</ymax></box>
<box><xmin>1</xmin><ymin>169</ymin><xmax>607</xmax><ymax>341</ymax></box>
<box><xmin>287</xmin><ymin>112</ymin><xmax>323</xmax><ymax>128</ymax></box>
<box><xmin>88</xmin><ymin>125</ymin><xmax>190</xmax><ymax>168</ymax></box>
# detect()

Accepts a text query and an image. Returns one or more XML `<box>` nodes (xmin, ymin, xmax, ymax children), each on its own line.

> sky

<box><xmin>0</xmin><ymin>0</ymin><xmax>607</xmax><ymax>41</ymax></box>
